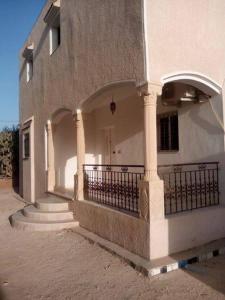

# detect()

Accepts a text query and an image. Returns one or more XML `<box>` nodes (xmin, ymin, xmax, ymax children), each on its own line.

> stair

<box><xmin>10</xmin><ymin>196</ymin><xmax>79</xmax><ymax>231</ymax></box>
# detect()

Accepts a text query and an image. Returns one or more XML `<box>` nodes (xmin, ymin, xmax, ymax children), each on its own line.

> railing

<box><xmin>83</xmin><ymin>164</ymin><xmax>144</xmax><ymax>214</ymax></box>
<box><xmin>158</xmin><ymin>162</ymin><xmax>219</xmax><ymax>215</ymax></box>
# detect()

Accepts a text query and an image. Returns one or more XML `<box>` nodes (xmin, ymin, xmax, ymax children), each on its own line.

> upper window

<box><xmin>44</xmin><ymin>1</ymin><xmax>61</xmax><ymax>55</ymax></box>
<box><xmin>23</xmin><ymin>132</ymin><xmax>30</xmax><ymax>159</ymax></box>
<box><xmin>50</xmin><ymin>19</ymin><xmax>60</xmax><ymax>55</ymax></box>
<box><xmin>158</xmin><ymin>112</ymin><xmax>179</xmax><ymax>151</ymax></box>
<box><xmin>23</xmin><ymin>44</ymin><xmax>34</xmax><ymax>83</ymax></box>
<box><xmin>26</xmin><ymin>60</ymin><xmax>33</xmax><ymax>82</ymax></box>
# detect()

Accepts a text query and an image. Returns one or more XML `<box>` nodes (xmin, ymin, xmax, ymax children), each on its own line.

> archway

<box><xmin>49</xmin><ymin>108</ymin><xmax>76</xmax><ymax>198</ymax></box>
<box><xmin>158</xmin><ymin>71</ymin><xmax>223</xmax><ymax>215</ymax></box>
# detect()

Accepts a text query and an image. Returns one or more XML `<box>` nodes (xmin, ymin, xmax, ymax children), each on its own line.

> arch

<box><xmin>80</xmin><ymin>80</ymin><xmax>137</xmax><ymax>112</ymax></box>
<box><xmin>46</xmin><ymin>107</ymin><xmax>76</xmax><ymax>197</ymax></box>
<box><xmin>161</xmin><ymin>71</ymin><xmax>222</xmax><ymax>96</ymax></box>
<box><xmin>51</xmin><ymin>107</ymin><xmax>73</xmax><ymax>125</ymax></box>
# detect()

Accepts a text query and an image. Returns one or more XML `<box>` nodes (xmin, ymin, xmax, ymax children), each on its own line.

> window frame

<box><xmin>26</xmin><ymin>59</ymin><xmax>33</xmax><ymax>83</ymax></box>
<box><xmin>157</xmin><ymin>111</ymin><xmax>179</xmax><ymax>152</ymax></box>
<box><xmin>23</xmin><ymin>131</ymin><xmax>30</xmax><ymax>159</ymax></box>
<box><xmin>49</xmin><ymin>13</ymin><xmax>61</xmax><ymax>55</ymax></box>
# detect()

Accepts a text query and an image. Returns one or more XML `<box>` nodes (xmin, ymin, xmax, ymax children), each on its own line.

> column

<box><xmin>143</xmin><ymin>90</ymin><xmax>159</xmax><ymax>181</ymax></box>
<box><xmin>46</xmin><ymin>120</ymin><xmax>55</xmax><ymax>192</ymax></box>
<box><xmin>138</xmin><ymin>83</ymin><xmax>166</xmax><ymax>259</ymax></box>
<box><xmin>138</xmin><ymin>83</ymin><xmax>164</xmax><ymax>221</ymax></box>
<box><xmin>74</xmin><ymin>109</ymin><xmax>85</xmax><ymax>200</ymax></box>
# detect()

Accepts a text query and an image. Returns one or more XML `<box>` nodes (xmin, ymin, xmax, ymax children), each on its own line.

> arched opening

<box><xmin>158</xmin><ymin>72</ymin><xmax>223</xmax><ymax>215</ymax></box>
<box><xmin>80</xmin><ymin>81</ymin><xmax>145</xmax><ymax>214</ymax></box>
<box><xmin>48</xmin><ymin>108</ymin><xmax>76</xmax><ymax>198</ymax></box>
<box><xmin>81</xmin><ymin>81</ymin><xmax>144</xmax><ymax>167</ymax></box>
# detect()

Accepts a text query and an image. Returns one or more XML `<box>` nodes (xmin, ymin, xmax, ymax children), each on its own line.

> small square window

<box><xmin>158</xmin><ymin>112</ymin><xmax>179</xmax><ymax>151</ymax></box>
<box><xmin>23</xmin><ymin>132</ymin><xmax>30</xmax><ymax>159</ymax></box>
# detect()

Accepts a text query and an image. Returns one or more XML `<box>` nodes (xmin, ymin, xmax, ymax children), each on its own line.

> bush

<box><xmin>0</xmin><ymin>126</ymin><xmax>19</xmax><ymax>182</ymax></box>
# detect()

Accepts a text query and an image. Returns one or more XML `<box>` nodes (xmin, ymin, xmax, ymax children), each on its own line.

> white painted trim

<box><xmin>30</xmin><ymin>117</ymin><xmax>35</xmax><ymax>203</ymax></box>
<box><xmin>161</xmin><ymin>71</ymin><xmax>222</xmax><ymax>94</ymax></box>
<box><xmin>143</xmin><ymin>0</ymin><xmax>150</xmax><ymax>81</ymax></box>
<box><xmin>44</xmin><ymin>124</ymin><xmax>48</xmax><ymax>172</ymax></box>
<box><xmin>22</xmin><ymin>116</ymin><xmax>35</xmax><ymax>203</ymax></box>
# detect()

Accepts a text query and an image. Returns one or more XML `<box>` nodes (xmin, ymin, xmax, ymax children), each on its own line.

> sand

<box><xmin>0</xmin><ymin>189</ymin><xmax>225</xmax><ymax>300</ymax></box>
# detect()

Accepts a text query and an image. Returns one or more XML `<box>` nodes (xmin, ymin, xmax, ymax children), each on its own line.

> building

<box><xmin>14</xmin><ymin>0</ymin><xmax>225</xmax><ymax>260</ymax></box>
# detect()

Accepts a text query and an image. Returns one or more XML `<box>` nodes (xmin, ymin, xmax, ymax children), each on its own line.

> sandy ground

<box><xmin>1</xmin><ymin>190</ymin><xmax>225</xmax><ymax>300</ymax></box>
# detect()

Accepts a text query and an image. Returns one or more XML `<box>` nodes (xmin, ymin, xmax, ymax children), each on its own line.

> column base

<box><xmin>139</xmin><ymin>179</ymin><xmax>168</xmax><ymax>259</ymax></box>
<box><xmin>74</xmin><ymin>173</ymin><xmax>84</xmax><ymax>201</ymax></box>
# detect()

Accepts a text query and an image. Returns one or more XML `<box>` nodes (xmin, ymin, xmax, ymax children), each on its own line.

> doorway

<box><xmin>103</xmin><ymin>127</ymin><xmax>116</xmax><ymax>165</ymax></box>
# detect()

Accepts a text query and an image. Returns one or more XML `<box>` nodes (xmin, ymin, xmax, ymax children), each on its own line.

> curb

<box><xmin>72</xmin><ymin>227</ymin><xmax>225</xmax><ymax>278</ymax></box>
<box><xmin>148</xmin><ymin>247</ymin><xmax>225</xmax><ymax>276</ymax></box>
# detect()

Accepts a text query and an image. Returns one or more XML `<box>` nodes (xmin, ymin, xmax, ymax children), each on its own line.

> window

<box><xmin>23</xmin><ymin>132</ymin><xmax>30</xmax><ymax>159</ymax></box>
<box><xmin>158</xmin><ymin>112</ymin><xmax>179</xmax><ymax>151</ymax></box>
<box><xmin>49</xmin><ymin>14</ymin><xmax>60</xmax><ymax>55</ymax></box>
<box><xmin>26</xmin><ymin>60</ymin><xmax>33</xmax><ymax>82</ymax></box>
<box><xmin>44</xmin><ymin>0</ymin><xmax>61</xmax><ymax>55</ymax></box>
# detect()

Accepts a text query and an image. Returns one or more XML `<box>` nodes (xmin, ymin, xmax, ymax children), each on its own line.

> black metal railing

<box><xmin>83</xmin><ymin>164</ymin><xmax>144</xmax><ymax>214</ymax></box>
<box><xmin>158</xmin><ymin>162</ymin><xmax>219</xmax><ymax>215</ymax></box>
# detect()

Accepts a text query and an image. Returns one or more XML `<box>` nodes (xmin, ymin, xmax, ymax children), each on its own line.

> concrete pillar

<box><xmin>74</xmin><ymin>110</ymin><xmax>85</xmax><ymax>200</ymax></box>
<box><xmin>46</xmin><ymin>120</ymin><xmax>55</xmax><ymax>192</ymax></box>
<box><xmin>143</xmin><ymin>90</ymin><xmax>160</xmax><ymax>181</ymax></box>
<box><xmin>138</xmin><ymin>83</ymin><xmax>168</xmax><ymax>259</ymax></box>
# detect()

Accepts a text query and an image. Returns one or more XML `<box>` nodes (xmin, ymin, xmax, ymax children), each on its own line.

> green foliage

<box><xmin>0</xmin><ymin>126</ymin><xmax>19</xmax><ymax>179</ymax></box>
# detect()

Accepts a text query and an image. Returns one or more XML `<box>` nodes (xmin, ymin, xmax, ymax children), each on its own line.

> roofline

<box><xmin>20</xmin><ymin>0</ymin><xmax>50</xmax><ymax>53</ymax></box>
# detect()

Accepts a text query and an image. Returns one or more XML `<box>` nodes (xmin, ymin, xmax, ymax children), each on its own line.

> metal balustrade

<box><xmin>158</xmin><ymin>162</ymin><xmax>219</xmax><ymax>215</ymax></box>
<box><xmin>83</xmin><ymin>162</ymin><xmax>219</xmax><ymax>216</ymax></box>
<box><xmin>83</xmin><ymin>164</ymin><xmax>144</xmax><ymax>214</ymax></box>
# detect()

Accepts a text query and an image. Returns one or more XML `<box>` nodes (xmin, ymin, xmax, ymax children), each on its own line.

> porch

<box><xmin>45</xmin><ymin>75</ymin><xmax>224</xmax><ymax>260</ymax></box>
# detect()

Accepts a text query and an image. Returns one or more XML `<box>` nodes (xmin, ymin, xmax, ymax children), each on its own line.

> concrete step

<box><xmin>23</xmin><ymin>205</ymin><xmax>74</xmax><ymax>222</ymax></box>
<box><xmin>35</xmin><ymin>197</ymin><xmax>69</xmax><ymax>212</ymax></box>
<box><xmin>10</xmin><ymin>211</ymin><xmax>79</xmax><ymax>232</ymax></box>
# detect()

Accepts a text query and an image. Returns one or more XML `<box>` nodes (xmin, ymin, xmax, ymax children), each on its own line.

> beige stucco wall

<box><xmin>76</xmin><ymin>199</ymin><xmax>150</xmax><ymax>259</ymax></box>
<box><xmin>19</xmin><ymin>0</ymin><xmax>225</xmax><ymax>260</ymax></box>
<box><xmin>145</xmin><ymin>0</ymin><xmax>225</xmax><ymax>85</ymax></box>
<box><xmin>151</xmin><ymin>205</ymin><xmax>225</xmax><ymax>259</ymax></box>
<box><xmin>19</xmin><ymin>0</ymin><xmax>145</xmax><ymax>200</ymax></box>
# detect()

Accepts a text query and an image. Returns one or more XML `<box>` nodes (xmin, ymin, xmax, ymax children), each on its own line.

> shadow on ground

<box><xmin>183</xmin><ymin>256</ymin><xmax>225</xmax><ymax>296</ymax></box>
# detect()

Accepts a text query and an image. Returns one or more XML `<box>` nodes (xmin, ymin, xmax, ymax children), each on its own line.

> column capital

<box><xmin>73</xmin><ymin>110</ymin><xmax>87</xmax><ymax>124</ymax></box>
<box><xmin>137</xmin><ymin>81</ymin><xmax>162</xmax><ymax>98</ymax></box>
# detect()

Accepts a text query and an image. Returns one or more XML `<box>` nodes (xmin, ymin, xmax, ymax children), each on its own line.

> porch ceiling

<box><xmin>82</xmin><ymin>83</ymin><xmax>138</xmax><ymax>113</ymax></box>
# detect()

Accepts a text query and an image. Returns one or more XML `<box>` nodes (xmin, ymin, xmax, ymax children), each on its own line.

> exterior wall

<box><xmin>22</xmin><ymin>159</ymin><xmax>31</xmax><ymax>201</ymax></box>
<box><xmin>157</xmin><ymin>98</ymin><xmax>224</xmax><ymax>165</ymax></box>
<box><xmin>151</xmin><ymin>206</ymin><xmax>225</xmax><ymax>259</ymax></box>
<box><xmin>76</xmin><ymin>199</ymin><xmax>150</xmax><ymax>259</ymax></box>
<box><xmin>145</xmin><ymin>0</ymin><xmax>225</xmax><ymax>85</ymax></box>
<box><xmin>19</xmin><ymin>0</ymin><xmax>225</xmax><ymax>260</ymax></box>
<box><xmin>19</xmin><ymin>0</ymin><xmax>146</xmax><ymax>200</ymax></box>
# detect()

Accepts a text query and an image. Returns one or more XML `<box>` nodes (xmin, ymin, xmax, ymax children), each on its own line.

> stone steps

<box><xmin>10</xmin><ymin>196</ymin><xmax>79</xmax><ymax>231</ymax></box>
<box><xmin>23</xmin><ymin>205</ymin><xmax>74</xmax><ymax>221</ymax></box>
<box><xmin>35</xmin><ymin>197</ymin><xmax>69</xmax><ymax>211</ymax></box>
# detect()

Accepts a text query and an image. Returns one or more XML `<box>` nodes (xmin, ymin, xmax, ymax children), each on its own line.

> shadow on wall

<box><xmin>0</xmin><ymin>287</ymin><xmax>6</xmax><ymax>300</ymax></box>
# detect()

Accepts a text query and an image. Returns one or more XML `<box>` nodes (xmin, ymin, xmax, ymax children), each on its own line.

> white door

<box><xmin>103</xmin><ymin>127</ymin><xmax>116</xmax><ymax>165</ymax></box>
